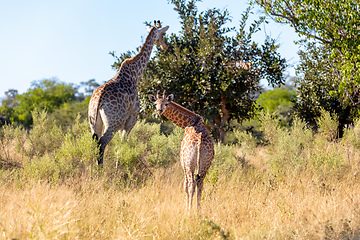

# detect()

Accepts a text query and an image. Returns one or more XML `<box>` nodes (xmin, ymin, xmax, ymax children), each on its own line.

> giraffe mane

<box><xmin>120</xmin><ymin>27</ymin><xmax>156</xmax><ymax>67</ymax></box>
<box><xmin>168</xmin><ymin>101</ymin><xmax>198</xmax><ymax>119</ymax></box>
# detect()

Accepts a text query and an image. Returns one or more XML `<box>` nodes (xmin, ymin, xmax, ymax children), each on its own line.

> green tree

<box><xmin>257</xmin><ymin>86</ymin><xmax>296</xmax><ymax>126</ymax></box>
<box><xmin>0</xmin><ymin>89</ymin><xmax>18</xmax><ymax>126</ymax></box>
<box><xmin>293</xmin><ymin>41</ymin><xmax>357</xmax><ymax>136</ymax></box>
<box><xmin>80</xmin><ymin>79</ymin><xmax>101</xmax><ymax>97</ymax></box>
<box><xmin>6</xmin><ymin>78</ymin><xmax>76</xmax><ymax>127</ymax></box>
<box><xmin>112</xmin><ymin>1</ymin><xmax>286</xmax><ymax>142</ymax></box>
<box><xmin>48</xmin><ymin>96</ymin><xmax>91</xmax><ymax>129</ymax></box>
<box><xmin>252</xmin><ymin>0</ymin><xmax>360</xmax><ymax>104</ymax></box>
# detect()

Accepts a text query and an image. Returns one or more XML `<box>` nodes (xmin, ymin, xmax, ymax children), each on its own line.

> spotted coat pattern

<box><xmin>89</xmin><ymin>23</ymin><xmax>169</xmax><ymax>164</ymax></box>
<box><xmin>149</xmin><ymin>92</ymin><xmax>214</xmax><ymax>213</ymax></box>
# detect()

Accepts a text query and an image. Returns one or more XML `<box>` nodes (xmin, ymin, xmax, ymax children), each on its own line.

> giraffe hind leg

<box><xmin>90</xmin><ymin>115</ymin><xmax>103</xmax><ymax>164</ymax></box>
<box><xmin>196</xmin><ymin>175</ymin><xmax>205</xmax><ymax>214</ymax></box>
<box><xmin>184</xmin><ymin>177</ymin><xmax>189</xmax><ymax>210</ymax></box>
<box><xmin>97</xmin><ymin>127</ymin><xmax>115</xmax><ymax>165</ymax></box>
<box><xmin>92</xmin><ymin>133</ymin><xmax>102</xmax><ymax>163</ymax></box>
<box><xmin>188</xmin><ymin>174</ymin><xmax>196</xmax><ymax>213</ymax></box>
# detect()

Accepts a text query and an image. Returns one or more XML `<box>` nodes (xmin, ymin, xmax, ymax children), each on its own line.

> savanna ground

<box><xmin>1</xmin><ymin>110</ymin><xmax>360</xmax><ymax>239</ymax></box>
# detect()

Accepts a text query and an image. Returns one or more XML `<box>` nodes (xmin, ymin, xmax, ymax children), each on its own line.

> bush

<box><xmin>206</xmin><ymin>143</ymin><xmax>239</xmax><ymax>186</ymax></box>
<box><xmin>342</xmin><ymin>118</ymin><xmax>360</xmax><ymax>148</ymax></box>
<box><xmin>25</xmin><ymin>110</ymin><xmax>64</xmax><ymax>158</ymax></box>
<box><xmin>23</xmin><ymin>115</ymin><xmax>99</xmax><ymax>183</ymax></box>
<box><xmin>0</xmin><ymin>123</ymin><xmax>24</xmax><ymax>170</ymax></box>
<box><xmin>101</xmin><ymin>120</ymin><xmax>184</xmax><ymax>184</ymax></box>
<box><xmin>233</xmin><ymin>129</ymin><xmax>258</xmax><ymax>156</ymax></box>
<box><xmin>259</xmin><ymin>110</ymin><xmax>348</xmax><ymax>179</ymax></box>
<box><xmin>0</xmin><ymin>108</ymin><xmax>356</xmax><ymax>188</ymax></box>
<box><xmin>316</xmin><ymin>109</ymin><xmax>339</xmax><ymax>141</ymax></box>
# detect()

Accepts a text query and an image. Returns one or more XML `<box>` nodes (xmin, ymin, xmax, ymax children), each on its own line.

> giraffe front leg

<box><xmin>123</xmin><ymin>113</ymin><xmax>138</xmax><ymax>139</ymax></box>
<box><xmin>124</xmin><ymin>100</ymin><xmax>140</xmax><ymax>136</ymax></box>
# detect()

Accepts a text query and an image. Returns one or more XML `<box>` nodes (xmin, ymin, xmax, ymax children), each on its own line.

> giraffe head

<box><xmin>147</xmin><ymin>20</ymin><xmax>169</xmax><ymax>50</ymax></box>
<box><xmin>148</xmin><ymin>90</ymin><xmax>174</xmax><ymax>115</ymax></box>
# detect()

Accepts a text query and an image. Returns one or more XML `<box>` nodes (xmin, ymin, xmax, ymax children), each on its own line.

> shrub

<box><xmin>148</xmin><ymin>126</ymin><xmax>183</xmax><ymax>167</ymax></box>
<box><xmin>233</xmin><ymin>129</ymin><xmax>258</xmax><ymax>156</ymax></box>
<box><xmin>104</xmin><ymin>120</ymin><xmax>184</xmax><ymax>184</ymax></box>
<box><xmin>23</xmin><ymin>116</ymin><xmax>99</xmax><ymax>183</ymax></box>
<box><xmin>259</xmin><ymin>110</ymin><xmax>350</xmax><ymax>180</ymax></box>
<box><xmin>0</xmin><ymin>124</ymin><xmax>24</xmax><ymax>170</ymax></box>
<box><xmin>206</xmin><ymin>143</ymin><xmax>238</xmax><ymax>186</ymax></box>
<box><xmin>25</xmin><ymin>110</ymin><xmax>64</xmax><ymax>158</ymax></box>
<box><xmin>316</xmin><ymin>109</ymin><xmax>339</xmax><ymax>141</ymax></box>
<box><xmin>342</xmin><ymin>118</ymin><xmax>360</xmax><ymax>148</ymax></box>
<box><xmin>259</xmin><ymin>110</ymin><xmax>281</xmax><ymax>144</ymax></box>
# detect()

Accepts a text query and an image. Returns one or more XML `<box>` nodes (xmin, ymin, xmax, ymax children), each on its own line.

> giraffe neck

<box><xmin>118</xmin><ymin>27</ymin><xmax>156</xmax><ymax>85</ymax></box>
<box><xmin>163</xmin><ymin>102</ymin><xmax>199</xmax><ymax>129</ymax></box>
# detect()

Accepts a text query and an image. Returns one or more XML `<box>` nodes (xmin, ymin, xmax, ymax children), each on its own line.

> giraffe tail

<box><xmin>195</xmin><ymin>132</ymin><xmax>202</xmax><ymax>183</ymax></box>
<box><xmin>92</xmin><ymin>133</ymin><xmax>101</xmax><ymax>150</ymax></box>
<box><xmin>195</xmin><ymin>174</ymin><xmax>200</xmax><ymax>182</ymax></box>
<box><xmin>92</xmin><ymin>133</ymin><xmax>99</xmax><ymax>142</ymax></box>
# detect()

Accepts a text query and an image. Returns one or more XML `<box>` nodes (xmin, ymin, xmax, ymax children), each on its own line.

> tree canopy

<box><xmin>257</xmin><ymin>87</ymin><xmax>296</xmax><ymax>113</ymax></box>
<box><xmin>6</xmin><ymin>79</ymin><xmax>76</xmax><ymax>127</ymax></box>
<box><xmin>293</xmin><ymin>41</ymin><xmax>358</xmax><ymax>136</ymax></box>
<box><xmin>112</xmin><ymin>0</ymin><xmax>287</xmax><ymax>141</ymax></box>
<box><xmin>252</xmin><ymin>0</ymin><xmax>360</xmax><ymax>105</ymax></box>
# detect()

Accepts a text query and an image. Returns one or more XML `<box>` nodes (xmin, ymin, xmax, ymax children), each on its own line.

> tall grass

<box><xmin>1</xmin><ymin>110</ymin><xmax>360</xmax><ymax>239</ymax></box>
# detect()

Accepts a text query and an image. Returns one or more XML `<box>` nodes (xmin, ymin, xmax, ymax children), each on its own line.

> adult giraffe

<box><xmin>149</xmin><ymin>91</ymin><xmax>214</xmax><ymax>213</ymax></box>
<box><xmin>89</xmin><ymin>21</ymin><xmax>169</xmax><ymax>165</ymax></box>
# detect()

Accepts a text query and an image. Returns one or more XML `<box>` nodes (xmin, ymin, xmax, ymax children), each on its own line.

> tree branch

<box><xmin>268</xmin><ymin>10</ymin><xmax>333</xmax><ymax>44</ymax></box>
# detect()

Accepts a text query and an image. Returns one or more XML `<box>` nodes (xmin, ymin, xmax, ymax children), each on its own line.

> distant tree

<box><xmin>257</xmin><ymin>86</ymin><xmax>296</xmax><ymax>126</ymax></box>
<box><xmin>2</xmin><ymin>89</ymin><xmax>18</xmax><ymax>107</ymax></box>
<box><xmin>48</xmin><ymin>97</ymin><xmax>90</xmax><ymax>129</ymax></box>
<box><xmin>112</xmin><ymin>1</ymin><xmax>286</xmax><ymax>142</ymax></box>
<box><xmin>80</xmin><ymin>79</ymin><xmax>101</xmax><ymax>97</ymax></box>
<box><xmin>5</xmin><ymin>78</ymin><xmax>76</xmax><ymax>127</ymax></box>
<box><xmin>0</xmin><ymin>89</ymin><xmax>18</xmax><ymax>126</ymax></box>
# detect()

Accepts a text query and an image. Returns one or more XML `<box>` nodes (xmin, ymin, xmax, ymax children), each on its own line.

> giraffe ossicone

<box><xmin>88</xmin><ymin>22</ymin><xmax>169</xmax><ymax>165</ymax></box>
<box><xmin>149</xmin><ymin>90</ymin><xmax>214</xmax><ymax>213</ymax></box>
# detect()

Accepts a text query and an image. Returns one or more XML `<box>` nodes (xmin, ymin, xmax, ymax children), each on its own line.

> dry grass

<box><xmin>1</xmin><ymin>112</ymin><xmax>360</xmax><ymax>239</ymax></box>
<box><xmin>1</xmin><ymin>151</ymin><xmax>360</xmax><ymax>239</ymax></box>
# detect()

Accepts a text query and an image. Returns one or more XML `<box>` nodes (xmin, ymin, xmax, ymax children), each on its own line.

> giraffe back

<box><xmin>88</xmin><ymin>72</ymin><xmax>137</xmax><ymax>136</ymax></box>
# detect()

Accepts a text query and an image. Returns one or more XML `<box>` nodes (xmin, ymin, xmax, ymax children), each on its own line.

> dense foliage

<box><xmin>257</xmin><ymin>86</ymin><xmax>296</xmax><ymax>126</ymax></box>
<box><xmin>0</xmin><ymin>78</ymin><xmax>99</xmax><ymax>128</ymax></box>
<box><xmin>0</xmin><ymin>79</ymin><xmax>76</xmax><ymax>127</ymax></box>
<box><xmin>293</xmin><ymin>42</ymin><xmax>359</xmax><ymax>135</ymax></box>
<box><xmin>252</xmin><ymin>0</ymin><xmax>360</xmax><ymax>104</ymax></box>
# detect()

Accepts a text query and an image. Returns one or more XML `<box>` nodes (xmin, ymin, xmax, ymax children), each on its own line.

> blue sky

<box><xmin>0</xmin><ymin>0</ymin><xmax>299</xmax><ymax>98</ymax></box>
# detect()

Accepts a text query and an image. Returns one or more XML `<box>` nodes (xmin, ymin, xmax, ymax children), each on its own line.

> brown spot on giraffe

<box><xmin>149</xmin><ymin>91</ymin><xmax>214</xmax><ymax>214</ymax></box>
<box><xmin>89</xmin><ymin>21</ymin><xmax>169</xmax><ymax>165</ymax></box>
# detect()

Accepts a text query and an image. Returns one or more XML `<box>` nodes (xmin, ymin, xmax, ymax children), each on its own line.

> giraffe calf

<box><xmin>149</xmin><ymin>91</ymin><xmax>214</xmax><ymax>213</ymax></box>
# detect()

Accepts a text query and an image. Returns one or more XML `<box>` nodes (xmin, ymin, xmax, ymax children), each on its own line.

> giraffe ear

<box><xmin>148</xmin><ymin>95</ymin><xmax>157</xmax><ymax>103</ymax></box>
<box><xmin>158</xmin><ymin>25</ymin><xmax>169</xmax><ymax>34</ymax></box>
<box><xmin>167</xmin><ymin>94</ymin><xmax>174</xmax><ymax>102</ymax></box>
<box><xmin>146</xmin><ymin>25</ymin><xmax>152</xmax><ymax>33</ymax></box>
